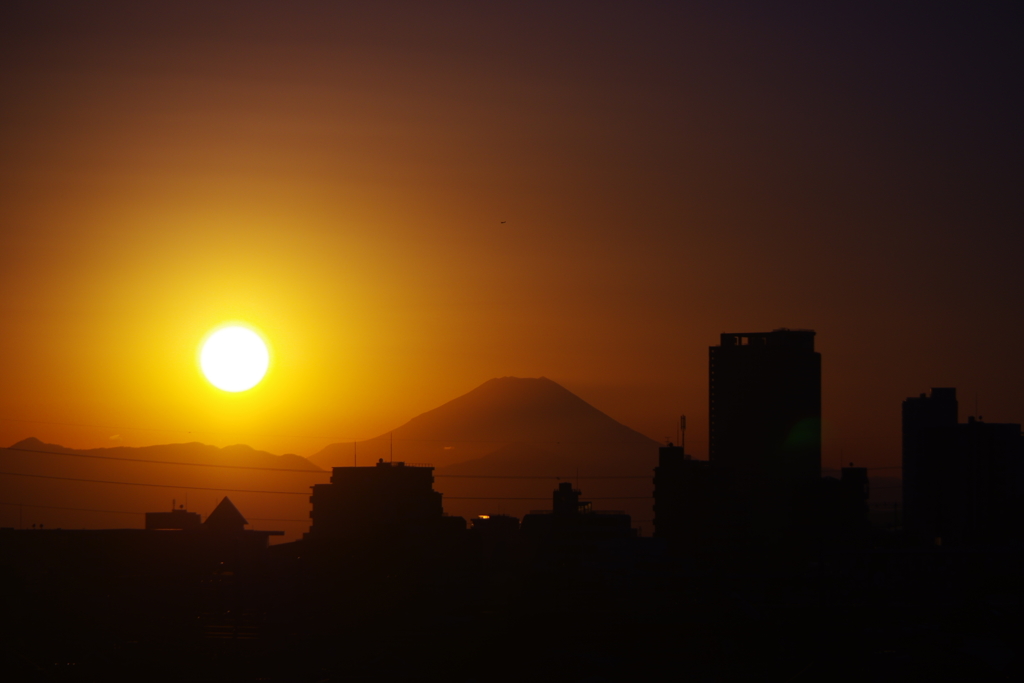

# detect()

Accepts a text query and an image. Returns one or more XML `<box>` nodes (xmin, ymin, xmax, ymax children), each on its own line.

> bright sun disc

<box><xmin>200</xmin><ymin>326</ymin><xmax>269</xmax><ymax>392</ymax></box>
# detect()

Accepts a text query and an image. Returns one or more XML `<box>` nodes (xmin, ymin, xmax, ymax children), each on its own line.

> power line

<box><xmin>0</xmin><ymin>501</ymin><xmax>310</xmax><ymax>523</ymax></box>
<box><xmin>2</xmin><ymin>446</ymin><xmax>330</xmax><ymax>475</ymax></box>
<box><xmin>0</xmin><ymin>501</ymin><xmax>143</xmax><ymax>516</ymax></box>
<box><xmin>2</xmin><ymin>446</ymin><xmax>904</xmax><ymax>480</ymax></box>
<box><xmin>0</xmin><ymin>472</ymin><xmax>653</xmax><ymax>500</ymax></box>
<box><xmin>4</xmin><ymin>444</ymin><xmax>909</xmax><ymax>481</ymax></box>
<box><xmin>0</xmin><ymin>413</ymin><xmax>663</xmax><ymax>446</ymax></box>
<box><xmin>0</xmin><ymin>416</ymin><xmax>356</xmax><ymax>442</ymax></box>
<box><xmin>248</xmin><ymin>517</ymin><xmax>309</xmax><ymax>523</ymax></box>
<box><xmin>446</xmin><ymin>496</ymin><xmax>652</xmax><ymax>500</ymax></box>
<box><xmin>1</xmin><ymin>420</ymin><xmax>907</xmax><ymax>471</ymax></box>
<box><xmin>0</xmin><ymin>471</ymin><xmax>311</xmax><ymax>496</ymax></box>
<box><xmin>359</xmin><ymin>437</ymin><xmax>657</xmax><ymax>445</ymax></box>
<box><xmin>2</xmin><ymin>443</ymin><xmax>901</xmax><ymax>489</ymax></box>
<box><xmin>436</xmin><ymin>474</ymin><xmax>651</xmax><ymax>480</ymax></box>
<box><xmin>2</xmin><ymin>447</ymin><xmax>652</xmax><ymax>479</ymax></box>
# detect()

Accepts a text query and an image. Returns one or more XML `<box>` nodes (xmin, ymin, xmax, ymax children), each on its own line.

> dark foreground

<box><xmin>2</xmin><ymin>534</ymin><xmax>1022</xmax><ymax>682</ymax></box>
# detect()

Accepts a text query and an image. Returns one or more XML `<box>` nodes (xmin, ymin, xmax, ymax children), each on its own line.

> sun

<box><xmin>200</xmin><ymin>325</ymin><xmax>270</xmax><ymax>392</ymax></box>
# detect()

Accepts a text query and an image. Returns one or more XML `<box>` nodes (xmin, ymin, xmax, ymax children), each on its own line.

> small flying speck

<box><xmin>500</xmin><ymin>221</ymin><xmax>506</xmax><ymax>224</ymax></box>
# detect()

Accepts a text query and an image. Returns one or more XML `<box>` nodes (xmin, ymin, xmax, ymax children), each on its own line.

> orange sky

<box><xmin>1</xmin><ymin>3</ymin><xmax>1022</xmax><ymax>471</ymax></box>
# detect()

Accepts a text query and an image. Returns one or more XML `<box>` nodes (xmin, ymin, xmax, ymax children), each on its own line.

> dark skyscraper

<box><xmin>957</xmin><ymin>416</ymin><xmax>1023</xmax><ymax>546</ymax></box>
<box><xmin>901</xmin><ymin>387</ymin><xmax>959</xmax><ymax>543</ymax></box>
<box><xmin>903</xmin><ymin>388</ymin><xmax>1023</xmax><ymax>546</ymax></box>
<box><xmin>709</xmin><ymin>329</ymin><xmax>822</xmax><ymax>483</ymax></box>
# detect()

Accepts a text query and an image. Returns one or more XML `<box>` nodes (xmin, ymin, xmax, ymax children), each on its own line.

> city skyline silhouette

<box><xmin>0</xmin><ymin>365</ymin><xmax>918</xmax><ymax>538</ymax></box>
<box><xmin>2</xmin><ymin>3</ymin><xmax>1022</xmax><ymax>681</ymax></box>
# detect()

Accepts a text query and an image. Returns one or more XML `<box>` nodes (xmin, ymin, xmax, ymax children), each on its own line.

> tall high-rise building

<box><xmin>709</xmin><ymin>329</ymin><xmax>821</xmax><ymax>483</ymax></box>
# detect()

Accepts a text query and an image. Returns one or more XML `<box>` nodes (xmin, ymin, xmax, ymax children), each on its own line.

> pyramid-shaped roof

<box><xmin>204</xmin><ymin>496</ymin><xmax>248</xmax><ymax>531</ymax></box>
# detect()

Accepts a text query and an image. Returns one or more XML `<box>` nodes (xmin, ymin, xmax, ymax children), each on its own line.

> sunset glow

<box><xmin>200</xmin><ymin>326</ymin><xmax>269</xmax><ymax>392</ymax></box>
<box><xmin>0</xmin><ymin>5</ymin><xmax>1021</xmax><ymax>676</ymax></box>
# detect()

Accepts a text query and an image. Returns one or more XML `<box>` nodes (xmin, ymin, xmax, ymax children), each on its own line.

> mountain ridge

<box><xmin>8</xmin><ymin>437</ymin><xmax>323</xmax><ymax>471</ymax></box>
<box><xmin>309</xmin><ymin>376</ymin><xmax>658</xmax><ymax>471</ymax></box>
<box><xmin>0</xmin><ymin>377</ymin><xmax>659</xmax><ymax>535</ymax></box>
<box><xmin>0</xmin><ymin>438</ymin><xmax>325</xmax><ymax>540</ymax></box>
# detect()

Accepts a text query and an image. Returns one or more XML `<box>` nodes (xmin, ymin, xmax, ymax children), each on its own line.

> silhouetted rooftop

<box><xmin>205</xmin><ymin>497</ymin><xmax>247</xmax><ymax>531</ymax></box>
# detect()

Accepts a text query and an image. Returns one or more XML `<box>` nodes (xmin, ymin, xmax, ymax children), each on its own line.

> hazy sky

<box><xmin>1</xmin><ymin>2</ymin><xmax>1021</xmax><ymax>469</ymax></box>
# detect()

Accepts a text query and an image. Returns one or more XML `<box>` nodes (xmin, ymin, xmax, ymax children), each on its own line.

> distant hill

<box><xmin>0</xmin><ymin>438</ymin><xmax>325</xmax><ymax>541</ymax></box>
<box><xmin>1</xmin><ymin>379</ymin><xmax>662</xmax><ymax>536</ymax></box>
<box><xmin>310</xmin><ymin>376</ymin><xmax>659</xmax><ymax>472</ymax></box>
<box><xmin>8</xmin><ymin>437</ymin><xmax>323</xmax><ymax>472</ymax></box>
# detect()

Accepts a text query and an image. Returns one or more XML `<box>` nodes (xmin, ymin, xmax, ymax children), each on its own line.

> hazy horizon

<box><xmin>2</xmin><ymin>3</ymin><xmax>1022</xmax><ymax>479</ymax></box>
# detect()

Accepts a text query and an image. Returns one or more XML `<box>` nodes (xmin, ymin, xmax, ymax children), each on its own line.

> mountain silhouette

<box><xmin>0</xmin><ymin>438</ymin><xmax>325</xmax><ymax>541</ymax></box>
<box><xmin>9</xmin><ymin>437</ymin><xmax>322</xmax><ymax>471</ymax></box>
<box><xmin>310</xmin><ymin>376</ymin><xmax>658</xmax><ymax>472</ymax></box>
<box><xmin>2</xmin><ymin>379</ymin><xmax>661</xmax><ymax>536</ymax></box>
<box><xmin>309</xmin><ymin>377</ymin><xmax>660</xmax><ymax>526</ymax></box>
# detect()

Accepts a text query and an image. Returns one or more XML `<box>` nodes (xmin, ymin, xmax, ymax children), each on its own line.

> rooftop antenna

<box><xmin>390</xmin><ymin>431</ymin><xmax>393</xmax><ymax>463</ymax></box>
<box><xmin>679</xmin><ymin>415</ymin><xmax>686</xmax><ymax>453</ymax></box>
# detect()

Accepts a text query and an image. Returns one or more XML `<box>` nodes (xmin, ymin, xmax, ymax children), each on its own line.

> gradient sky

<box><xmin>1</xmin><ymin>2</ymin><xmax>1021</xmax><ymax>471</ymax></box>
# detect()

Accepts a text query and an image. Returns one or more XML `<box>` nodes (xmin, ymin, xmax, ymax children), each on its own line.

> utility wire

<box><xmin>1</xmin><ymin>447</ymin><xmax>654</xmax><ymax>479</ymax></box>
<box><xmin>0</xmin><ymin>471</ymin><xmax>311</xmax><ymax>495</ymax></box>
<box><xmin>2</xmin><ymin>446</ymin><xmax>330</xmax><ymax>474</ymax></box>
<box><xmin>0</xmin><ymin>416</ymin><xmax>361</xmax><ymax>442</ymax></box>
<box><xmin>0</xmin><ymin>471</ymin><xmax>654</xmax><ymax>499</ymax></box>
<box><xmin>0</xmin><ymin>501</ymin><xmax>143</xmax><ymax>516</ymax></box>
<box><xmin>3</xmin><ymin>446</ymin><xmax>904</xmax><ymax>477</ymax></box>
<box><xmin>0</xmin><ymin>501</ymin><xmax>310</xmax><ymax>523</ymax></box>
<box><xmin>248</xmin><ymin>518</ymin><xmax>310</xmax><ymax>523</ymax></box>
<box><xmin>1</xmin><ymin>444</ymin><xmax>902</xmax><ymax>487</ymax></box>
<box><xmin>0</xmin><ymin>417</ymin><xmax>666</xmax><ymax>446</ymax></box>
<box><xmin>446</xmin><ymin>496</ymin><xmax>651</xmax><ymax>500</ymax></box>
<box><xmin>436</xmin><ymin>474</ymin><xmax>651</xmax><ymax>480</ymax></box>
